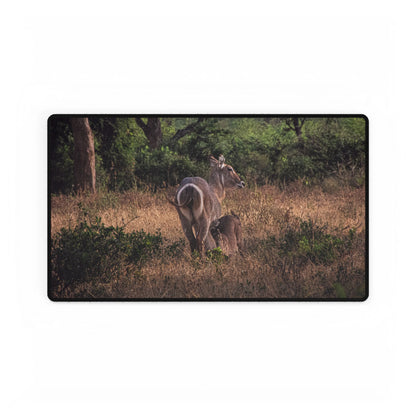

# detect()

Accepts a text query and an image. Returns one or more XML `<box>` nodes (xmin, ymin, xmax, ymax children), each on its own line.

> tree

<box><xmin>135</xmin><ymin>117</ymin><xmax>207</xmax><ymax>149</ymax></box>
<box><xmin>283</xmin><ymin>117</ymin><xmax>306</xmax><ymax>142</ymax></box>
<box><xmin>70</xmin><ymin>117</ymin><xmax>96</xmax><ymax>193</ymax></box>
<box><xmin>135</xmin><ymin>117</ymin><xmax>162</xmax><ymax>149</ymax></box>
<box><xmin>170</xmin><ymin>117</ymin><xmax>207</xmax><ymax>141</ymax></box>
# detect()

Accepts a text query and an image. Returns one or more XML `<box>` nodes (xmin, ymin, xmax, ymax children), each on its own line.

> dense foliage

<box><xmin>50</xmin><ymin>216</ymin><xmax>163</xmax><ymax>290</ymax></box>
<box><xmin>49</xmin><ymin>116</ymin><xmax>366</xmax><ymax>193</ymax></box>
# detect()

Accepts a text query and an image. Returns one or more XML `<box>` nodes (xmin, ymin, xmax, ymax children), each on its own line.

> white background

<box><xmin>1</xmin><ymin>1</ymin><xmax>414</xmax><ymax>415</ymax></box>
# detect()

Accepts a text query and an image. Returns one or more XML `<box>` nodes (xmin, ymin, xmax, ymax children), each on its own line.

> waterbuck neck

<box><xmin>208</xmin><ymin>171</ymin><xmax>226</xmax><ymax>202</ymax></box>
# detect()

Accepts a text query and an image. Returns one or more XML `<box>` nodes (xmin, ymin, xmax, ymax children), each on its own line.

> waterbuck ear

<box><xmin>218</xmin><ymin>154</ymin><xmax>225</xmax><ymax>169</ymax></box>
<box><xmin>231</xmin><ymin>210</ymin><xmax>239</xmax><ymax>219</ymax></box>
<box><xmin>209</xmin><ymin>156</ymin><xmax>218</xmax><ymax>167</ymax></box>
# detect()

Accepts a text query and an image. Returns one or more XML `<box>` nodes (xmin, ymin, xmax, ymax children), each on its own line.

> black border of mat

<box><xmin>48</xmin><ymin>114</ymin><xmax>369</xmax><ymax>302</ymax></box>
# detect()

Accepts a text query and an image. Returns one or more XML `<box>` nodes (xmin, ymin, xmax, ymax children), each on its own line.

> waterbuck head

<box><xmin>209</xmin><ymin>155</ymin><xmax>245</xmax><ymax>198</ymax></box>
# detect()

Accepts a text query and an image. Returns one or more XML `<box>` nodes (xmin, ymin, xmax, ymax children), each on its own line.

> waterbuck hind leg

<box><xmin>182</xmin><ymin>224</ymin><xmax>197</xmax><ymax>253</ymax></box>
<box><xmin>177</xmin><ymin>211</ymin><xmax>197</xmax><ymax>253</ymax></box>
<box><xmin>196</xmin><ymin>218</ymin><xmax>214</xmax><ymax>253</ymax></box>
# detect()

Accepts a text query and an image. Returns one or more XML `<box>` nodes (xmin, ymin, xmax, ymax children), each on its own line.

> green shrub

<box><xmin>279</xmin><ymin>220</ymin><xmax>350</xmax><ymax>265</ymax></box>
<box><xmin>48</xmin><ymin>116</ymin><xmax>74</xmax><ymax>194</ymax></box>
<box><xmin>51</xmin><ymin>217</ymin><xmax>162</xmax><ymax>288</ymax></box>
<box><xmin>91</xmin><ymin>117</ymin><xmax>146</xmax><ymax>191</ymax></box>
<box><xmin>163</xmin><ymin>238</ymin><xmax>186</xmax><ymax>258</ymax></box>
<box><xmin>135</xmin><ymin>146</ymin><xmax>205</xmax><ymax>188</ymax></box>
<box><xmin>207</xmin><ymin>247</ymin><xmax>228</xmax><ymax>263</ymax></box>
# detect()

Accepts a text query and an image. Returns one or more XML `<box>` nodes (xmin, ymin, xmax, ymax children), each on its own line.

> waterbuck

<box><xmin>210</xmin><ymin>212</ymin><xmax>243</xmax><ymax>256</ymax></box>
<box><xmin>170</xmin><ymin>155</ymin><xmax>245</xmax><ymax>254</ymax></box>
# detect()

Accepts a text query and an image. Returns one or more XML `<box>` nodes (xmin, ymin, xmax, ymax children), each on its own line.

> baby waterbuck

<box><xmin>170</xmin><ymin>155</ymin><xmax>245</xmax><ymax>254</ymax></box>
<box><xmin>210</xmin><ymin>212</ymin><xmax>243</xmax><ymax>256</ymax></box>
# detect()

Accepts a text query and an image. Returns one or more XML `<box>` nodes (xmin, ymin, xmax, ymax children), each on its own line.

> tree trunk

<box><xmin>71</xmin><ymin>117</ymin><xmax>96</xmax><ymax>193</ymax></box>
<box><xmin>136</xmin><ymin>117</ymin><xmax>162</xmax><ymax>149</ymax></box>
<box><xmin>146</xmin><ymin>118</ymin><xmax>162</xmax><ymax>148</ymax></box>
<box><xmin>292</xmin><ymin>117</ymin><xmax>303</xmax><ymax>141</ymax></box>
<box><xmin>283</xmin><ymin>117</ymin><xmax>305</xmax><ymax>143</ymax></box>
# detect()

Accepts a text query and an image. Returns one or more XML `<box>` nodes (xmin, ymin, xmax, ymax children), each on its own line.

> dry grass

<box><xmin>50</xmin><ymin>182</ymin><xmax>366</xmax><ymax>300</ymax></box>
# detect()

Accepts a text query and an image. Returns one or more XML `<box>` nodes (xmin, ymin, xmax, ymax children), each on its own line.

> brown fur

<box><xmin>172</xmin><ymin>155</ymin><xmax>245</xmax><ymax>254</ymax></box>
<box><xmin>210</xmin><ymin>212</ymin><xmax>243</xmax><ymax>256</ymax></box>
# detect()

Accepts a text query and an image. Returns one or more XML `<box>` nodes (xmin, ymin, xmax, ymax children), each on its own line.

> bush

<box><xmin>207</xmin><ymin>247</ymin><xmax>228</xmax><ymax>263</ymax></box>
<box><xmin>278</xmin><ymin>220</ymin><xmax>352</xmax><ymax>265</ymax></box>
<box><xmin>135</xmin><ymin>146</ymin><xmax>205</xmax><ymax>188</ymax></box>
<box><xmin>91</xmin><ymin>117</ymin><xmax>146</xmax><ymax>191</ymax></box>
<box><xmin>48</xmin><ymin>116</ymin><xmax>75</xmax><ymax>194</ymax></box>
<box><xmin>51</xmin><ymin>217</ymin><xmax>162</xmax><ymax>289</ymax></box>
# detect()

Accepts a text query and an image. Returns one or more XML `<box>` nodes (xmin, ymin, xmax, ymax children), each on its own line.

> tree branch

<box><xmin>284</xmin><ymin>119</ymin><xmax>295</xmax><ymax>131</ymax></box>
<box><xmin>135</xmin><ymin>117</ymin><xmax>148</xmax><ymax>132</ymax></box>
<box><xmin>171</xmin><ymin>117</ymin><xmax>207</xmax><ymax>141</ymax></box>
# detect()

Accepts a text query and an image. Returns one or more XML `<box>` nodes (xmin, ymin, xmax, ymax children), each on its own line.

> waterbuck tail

<box><xmin>165</xmin><ymin>194</ymin><xmax>183</xmax><ymax>207</ymax></box>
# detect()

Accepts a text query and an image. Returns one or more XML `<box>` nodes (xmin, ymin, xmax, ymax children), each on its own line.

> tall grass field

<box><xmin>49</xmin><ymin>180</ymin><xmax>366</xmax><ymax>300</ymax></box>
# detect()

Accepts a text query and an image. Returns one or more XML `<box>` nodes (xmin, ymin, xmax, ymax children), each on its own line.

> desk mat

<box><xmin>48</xmin><ymin>115</ymin><xmax>368</xmax><ymax>301</ymax></box>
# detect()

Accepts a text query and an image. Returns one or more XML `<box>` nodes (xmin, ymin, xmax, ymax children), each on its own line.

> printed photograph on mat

<box><xmin>48</xmin><ymin>115</ymin><xmax>368</xmax><ymax>301</ymax></box>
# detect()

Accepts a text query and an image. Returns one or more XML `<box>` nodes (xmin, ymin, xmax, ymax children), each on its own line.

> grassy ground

<box><xmin>49</xmin><ymin>181</ymin><xmax>366</xmax><ymax>300</ymax></box>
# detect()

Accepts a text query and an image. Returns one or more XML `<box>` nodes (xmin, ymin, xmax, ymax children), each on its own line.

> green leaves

<box><xmin>50</xmin><ymin>116</ymin><xmax>366</xmax><ymax>193</ymax></box>
<box><xmin>51</xmin><ymin>217</ymin><xmax>162</xmax><ymax>287</ymax></box>
<box><xmin>279</xmin><ymin>220</ymin><xmax>353</xmax><ymax>265</ymax></box>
